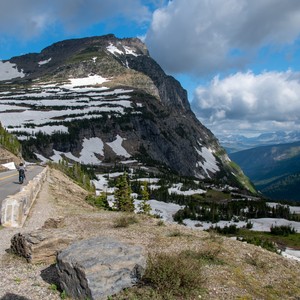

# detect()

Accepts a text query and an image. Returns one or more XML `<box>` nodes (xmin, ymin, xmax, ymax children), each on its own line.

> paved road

<box><xmin>0</xmin><ymin>165</ymin><xmax>45</xmax><ymax>204</ymax></box>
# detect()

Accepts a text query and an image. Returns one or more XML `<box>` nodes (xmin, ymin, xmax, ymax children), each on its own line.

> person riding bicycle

<box><xmin>18</xmin><ymin>163</ymin><xmax>26</xmax><ymax>184</ymax></box>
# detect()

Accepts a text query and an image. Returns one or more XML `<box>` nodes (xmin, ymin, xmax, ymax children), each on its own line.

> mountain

<box><xmin>0</xmin><ymin>34</ymin><xmax>253</xmax><ymax>191</ymax></box>
<box><xmin>219</xmin><ymin>131</ymin><xmax>300</xmax><ymax>153</ymax></box>
<box><xmin>230</xmin><ymin>141</ymin><xmax>300</xmax><ymax>201</ymax></box>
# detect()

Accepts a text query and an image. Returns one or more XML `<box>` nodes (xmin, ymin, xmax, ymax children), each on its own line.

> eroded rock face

<box><xmin>56</xmin><ymin>236</ymin><xmax>146</xmax><ymax>300</ymax></box>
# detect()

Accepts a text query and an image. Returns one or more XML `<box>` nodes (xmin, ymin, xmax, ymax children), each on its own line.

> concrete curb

<box><xmin>1</xmin><ymin>166</ymin><xmax>48</xmax><ymax>228</ymax></box>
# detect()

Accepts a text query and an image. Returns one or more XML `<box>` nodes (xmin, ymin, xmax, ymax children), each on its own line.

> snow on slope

<box><xmin>195</xmin><ymin>143</ymin><xmax>219</xmax><ymax>177</ymax></box>
<box><xmin>107</xmin><ymin>135</ymin><xmax>131</xmax><ymax>158</ymax></box>
<box><xmin>38</xmin><ymin>58</ymin><xmax>52</xmax><ymax>66</ymax></box>
<box><xmin>106</xmin><ymin>43</ymin><xmax>139</xmax><ymax>57</ymax></box>
<box><xmin>168</xmin><ymin>183</ymin><xmax>206</xmax><ymax>195</ymax></box>
<box><xmin>63</xmin><ymin>75</ymin><xmax>109</xmax><ymax>88</ymax></box>
<box><xmin>0</xmin><ymin>61</ymin><xmax>25</xmax><ymax>80</ymax></box>
<box><xmin>0</xmin><ymin>84</ymin><xmax>135</xmax><ymax>136</ymax></box>
<box><xmin>48</xmin><ymin>137</ymin><xmax>105</xmax><ymax>165</ymax></box>
<box><xmin>78</xmin><ymin>137</ymin><xmax>104</xmax><ymax>164</ymax></box>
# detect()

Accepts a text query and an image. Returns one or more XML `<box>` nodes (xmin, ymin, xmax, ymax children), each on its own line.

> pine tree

<box><xmin>139</xmin><ymin>181</ymin><xmax>151</xmax><ymax>214</ymax></box>
<box><xmin>114</xmin><ymin>172</ymin><xmax>134</xmax><ymax>212</ymax></box>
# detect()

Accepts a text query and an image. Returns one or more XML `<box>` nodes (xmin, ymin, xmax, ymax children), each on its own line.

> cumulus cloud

<box><xmin>191</xmin><ymin>71</ymin><xmax>300</xmax><ymax>134</ymax></box>
<box><xmin>145</xmin><ymin>0</ymin><xmax>300</xmax><ymax>75</ymax></box>
<box><xmin>0</xmin><ymin>0</ymin><xmax>151</xmax><ymax>39</ymax></box>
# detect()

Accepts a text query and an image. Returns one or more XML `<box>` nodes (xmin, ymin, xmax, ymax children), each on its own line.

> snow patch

<box><xmin>0</xmin><ymin>61</ymin><xmax>25</xmax><ymax>80</ymax></box>
<box><xmin>195</xmin><ymin>144</ymin><xmax>219</xmax><ymax>176</ymax></box>
<box><xmin>64</xmin><ymin>75</ymin><xmax>109</xmax><ymax>88</ymax></box>
<box><xmin>124</xmin><ymin>46</ymin><xmax>139</xmax><ymax>57</ymax></box>
<box><xmin>106</xmin><ymin>43</ymin><xmax>124</xmax><ymax>56</ymax></box>
<box><xmin>34</xmin><ymin>152</ymin><xmax>49</xmax><ymax>163</ymax></box>
<box><xmin>1</xmin><ymin>162</ymin><xmax>16</xmax><ymax>170</ymax></box>
<box><xmin>148</xmin><ymin>200</ymin><xmax>184</xmax><ymax>223</ymax></box>
<box><xmin>168</xmin><ymin>183</ymin><xmax>206</xmax><ymax>195</ymax></box>
<box><xmin>79</xmin><ymin>137</ymin><xmax>104</xmax><ymax>164</ymax></box>
<box><xmin>107</xmin><ymin>135</ymin><xmax>131</xmax><ymax>158</ymax></box>
<box><xmin>38</xmin><ymin>58</ymin><xmax>52</xmax><ymax>66</ymax></box>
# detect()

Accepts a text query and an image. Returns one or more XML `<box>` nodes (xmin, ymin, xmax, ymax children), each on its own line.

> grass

<box><xmin>112</xmin><ymin>250</ymin><xmax>207</xmax><ymax>299</ymax></box>
<box><xmin>113</xmin><ymin>214</ymin><xmax>139</xmax><ymax>228</ymax></box>
<box><xmin>237</xmin><ymin>228</ymin><xmax>300</xmax><ymax>249</ymax></box>
<box><xmin>192</xmin><ymin>189</ymin><xmax>232</xmax><ymax>202</ymax></box>
<box><xmin>167</xmin><ymin>229</ymin><xmax>185</xmax><ymax>237</ymax></box>
<box><xmin>156</xmin><ymin>220</ymin><xmax>165</xmax><ymax>226</ymax></box>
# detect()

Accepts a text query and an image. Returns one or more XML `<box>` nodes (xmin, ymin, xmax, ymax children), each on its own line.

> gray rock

<box><xmin>10</xmin><ymin>229</ymin><xmax>77</xmax><ymax>264</ymax></box>
<box><xmin>56</xmin><ymin>236</ymin><xmax>146</xmax><ymax>300</ymax></box>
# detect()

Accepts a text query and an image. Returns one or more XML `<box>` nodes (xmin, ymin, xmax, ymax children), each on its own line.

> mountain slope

<box><xmin>230</xmin><ymin>141</ymin><xmax>300</xmax><ymax>200</ymax></box>
<box><xmin>0</xmin><ymin>34</ymin><xmax>252</xmax><ymax>190</ymax></box>
<box><xmin>220</xmin><ymin>130</ymin><xmax>300</xmax><ymax>153</ymax></box>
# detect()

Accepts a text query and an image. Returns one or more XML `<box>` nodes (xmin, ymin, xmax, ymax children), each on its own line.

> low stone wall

<box><xmin>1</xmin><ymin>167</ymin><xmax>48</xmax><ymax>228</ymax></box>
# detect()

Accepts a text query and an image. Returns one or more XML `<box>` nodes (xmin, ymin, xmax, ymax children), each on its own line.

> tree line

<box><xmin>0</xmin><ymin>122</ymin><xmax>22</xmax><ymax>157</ymax></box>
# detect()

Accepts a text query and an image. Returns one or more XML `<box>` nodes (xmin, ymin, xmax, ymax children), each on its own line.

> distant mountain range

<box><xmin>230</xmin><ymin>141</ymin><xmax>300</xmax><ymax>201</ymax></box>
<box><xmin>219</xmin><ymin>131</ymin><xmax>300</xmax><ymax>153</ymax></box>
<box><xmin>0</xmin><ymin>34</ymin><xmax>253</xmax><ymax>191</ymax></box>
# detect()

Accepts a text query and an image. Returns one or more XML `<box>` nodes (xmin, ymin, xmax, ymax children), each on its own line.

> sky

<box><xmin>1</xmin><ymin>0</ymin><xmax>300</xmax><ymax>138</ymax></box>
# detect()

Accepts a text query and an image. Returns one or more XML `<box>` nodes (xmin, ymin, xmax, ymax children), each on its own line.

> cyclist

<box><xmin>18</xmin><ymin>163</ymin><xmax>26</xmax><ymax>184</ymax></box>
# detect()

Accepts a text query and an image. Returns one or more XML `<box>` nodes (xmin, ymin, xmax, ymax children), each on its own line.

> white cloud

<box><xmin>145</xmin><ymin>0</ymin><xmax>300</xmax><ymax>75</ymax></box>
<box><xmin>191</xmin><ymin>71</ymin><xmax>300</xmax><ymax>135</ymax></box>
<box><xmin>0</xmin><ymin>0</ymin><xmax>151</xmax><ymax>38</ymax></box>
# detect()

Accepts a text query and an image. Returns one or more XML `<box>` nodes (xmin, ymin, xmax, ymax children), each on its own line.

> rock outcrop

<box><xmin>56</xmin><ymin>236</ymin><xmax>146</xmax><ymax>300</ymax></box>
<box><xmin>10</xmin><ymin>229</ymin><xmax>77</xmax><ymax>264</ymax></box>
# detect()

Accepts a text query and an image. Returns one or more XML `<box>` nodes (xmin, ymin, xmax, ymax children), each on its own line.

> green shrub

<box><xmin>142</xmin><ymin>251</ymin><xmax>205</xmax><ymax>299</ymax></box>
<box><xmin>156</xmin><ymin>220</ymin><xmax>165</xmax><ymax>226</ymax></box>
<box><xmin>208</xmin><ymin>224</ymin><xmax>239</xmax><ymax>235</ymax></box>
<box><xmin>167</xmin><ymin>230</ymin><xmax>184</xmax><ymax>237</ymax></box>
<box><xmin>85</xmin><ymin>194</ymin><xmax>109</xmax><ymax>209</ymax></box>
<box><xmin>270</xmin><ymin>224</ymin><xmax>296</xmax><ymax>236</ymax></box>
<box><xmin>113</xmin><ymin>215</ymin><xmax>139</xmax><ymax>228</ymax></box>
<box><xmin>237</xmin><ymin>236</ymin><xmax>278</xmax><ymax>253</ymax></box>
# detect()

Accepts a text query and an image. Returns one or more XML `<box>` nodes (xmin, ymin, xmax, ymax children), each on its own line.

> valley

<box><xmin>229</xmin><ymin>141</ymin><xmax>300</xmax><ymax>201</ymax></box>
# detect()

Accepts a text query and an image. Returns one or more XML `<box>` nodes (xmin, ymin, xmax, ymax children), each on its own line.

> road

<box><xmin>0</xmin><ymin>165</ymin><xmax>45</xmax><ymax>205</ymax></box>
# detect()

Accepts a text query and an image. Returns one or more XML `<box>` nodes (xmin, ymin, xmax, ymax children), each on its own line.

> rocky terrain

<box><xmin>0</xmin><ymin>168</ymin><xmax>300</xmax><ymax>299</ymax></box>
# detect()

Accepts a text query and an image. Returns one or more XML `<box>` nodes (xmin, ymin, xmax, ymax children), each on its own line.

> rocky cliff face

<box><xmin>0</xmin><ymin>34</ymin><xmax>252</xmax><ymax>189</ymax></box>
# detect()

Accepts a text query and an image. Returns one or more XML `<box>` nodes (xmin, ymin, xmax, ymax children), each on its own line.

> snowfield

<box><xmin>0</xmin><ymin>81</ymin><xmax>137</xmax><ymax>137</ymax></box>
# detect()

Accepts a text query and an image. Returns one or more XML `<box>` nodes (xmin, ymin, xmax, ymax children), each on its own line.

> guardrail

<box><xmin>1</xmin><ymin>167</ymin><xmax>48</xmax><ymax>228</ymax></box>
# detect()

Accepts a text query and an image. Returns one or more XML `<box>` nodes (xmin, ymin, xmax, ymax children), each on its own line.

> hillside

<box><xmin>0</xmin><ymin>167</ymin><xmax>299</xmax><ymax>299</ymax></box>
<box><xmin>230</xmin><ymin>141</ymin><xmax>300</xmax><ymax>201</ymax></box>
<box><xmin>0</xmin><ymin>34</ymin><xmax>253</xmax><ymax>191</ymax></box>
<box><xmin>0</xmin><ymin>146</ymin><xmax>20</xmax><ymax>171</ymax></box>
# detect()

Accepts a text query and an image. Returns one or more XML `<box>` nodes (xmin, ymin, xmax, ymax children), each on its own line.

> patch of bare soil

<box><xmin>0</xmin><ymin>146</ymin><xmax>22</xmax><ymax>165</ymax></box>
<box><xmin>0</xmin><ymin>168</ymin><xmax>300</xmax><ymax>299</ymax></box>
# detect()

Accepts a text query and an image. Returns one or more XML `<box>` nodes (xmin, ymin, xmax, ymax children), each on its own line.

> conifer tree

<box><xmin>114</xmin><ymin>172</ymin><xmax>134</xmax><ymax>212</ymax></box>
<box><xmin>139</xmin><ymin>181</ymin><xmax>151</xmax><ymax>214</ymax></box>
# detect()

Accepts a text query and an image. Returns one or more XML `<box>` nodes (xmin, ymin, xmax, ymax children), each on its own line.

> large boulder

<box><xmin>56</xmin><ymin>236</ymin><xmax>146</xmax><ymax>300</ymax></box>
<box><xmin>10</xmin><ymin>229</ymin><xmax>77</xmax><ymax>264</ymax></box>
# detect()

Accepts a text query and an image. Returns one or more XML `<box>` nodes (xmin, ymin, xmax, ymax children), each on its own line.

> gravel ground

<box><xmin>1</xmin><ymin>168</ymin><xmax>300</xmax><ymax>300</ymax></box>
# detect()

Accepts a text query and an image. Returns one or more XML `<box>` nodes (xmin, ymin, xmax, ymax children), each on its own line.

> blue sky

<box><xmin>1</xmin><ymin>0</ymin><xmax>300</xmax><ymax>138</ymax></box>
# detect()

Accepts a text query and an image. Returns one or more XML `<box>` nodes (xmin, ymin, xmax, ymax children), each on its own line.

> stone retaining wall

<box><xmin>1</xmin><ymin>167</ymin><xmax>48</xmax><ymax>228</ymax></box>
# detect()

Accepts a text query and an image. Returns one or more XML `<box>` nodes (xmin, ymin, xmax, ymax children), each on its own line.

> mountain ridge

<box><xmin>230</xmin><ymin>141</ymin><xmax>300</xmax><ymax>200</ymax></box>
<box><xmin>0</xmin><ymin>34</ymin><xmax>253</xmax><ymax>191</ymax></box>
